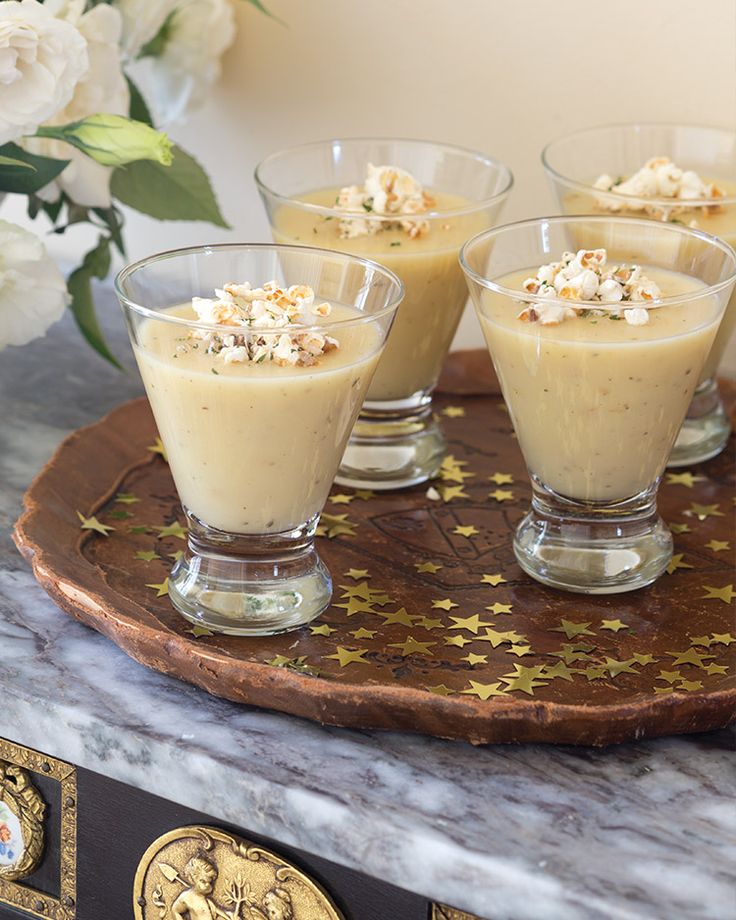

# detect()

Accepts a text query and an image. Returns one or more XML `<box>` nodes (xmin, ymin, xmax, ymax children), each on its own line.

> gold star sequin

<box><xmin>442</xmin><ymin>405</ymin><xmax>465</xmax><ymax>418</ymax></box>
<box><xmin>109</xmin><ymin>510</ymin><xmax>133</xmax><ymax>520</ymax></box>
<box><xmin>632</xmin><ymin>653</ymin><xmax>656</xmax><ymax>666</ymax></box>
<box><xmin>685</xmin><ymin>503</ymin><xmax>724</xmax><ymax>521</ymax></box>
<box><xmin>666</xmin><ymin>648</ymin><xmax>715</xmax><ymax>668</ymax></box>
<box><xmin>329</xmin><ymin>494</ymin><xmax>355</xmax><ymax>505</ymax></box>
<box><xmin>353</xmin><ymin>489</ymin><xmax>376</xmax><ymax>501</ymax></box>
<box><xmin>378</xmin><ymin>607</ymin><xmax>416</xmax><ymax>627</ymax></box>
<box><xmin>600</xmin><ymin>619</ymin><xmax>629</xmax><ymax>632</ymax></box>
<box><xmin>461</xmin><ymin>652</ymin><xmax>488</xmax><ymax>666</ymax></box>
<box><xmin>603</xmin><ymin>657</ymin><xmax>639</xmax><ymax>678</ymax></box>
<box><xmin>552</xmin><ymin>643</ymin><xmax>596</xmax><ymax>664</ymax></box>
<box><xmin>326</xmin><ymin>647</ymin><xmax>370</xmax><ymax>667</ymax></box>
<box><xmin>317</xmin><ymin>513</ymin><xmax>357</xmax><ymax>538</ymax></box>
<box><xmin>705</xmin><ymin>663</ymin><xmax>729</xmax><ymax>676</ymax></box>
<box><xmin>500</xmin><ymin>664</ymin><xmax>548</xmax><ymax>695</ymax></box>
<box><xmin>583</xmin><ymin>667</ymin><xmax>607</xmax><ymax>681</ymax></box>
<box><xmin>414</xmin><ymin>561</ymin><xmax>443</xmax><ymax>574</ymax></box>
<box><xmin>488</xmin><ymin>489</ymin><xmax>514</xmax><ymax>502</ymax></box>
<box><xmin>689</xmin><ymin>635</ymin><xmax>713</xmax><ymax>647</ymax></box>
<box><xmin>654</xmin><ymin>686</ymin><xmax>674</xmax><ymax>695</ymax></box>
<box><xmin>445</xmin><ymin>634</ymin><xmax>472</xmax><ymax>648</ymax></box>
<box><xmin>551</xmin><ymin>619</ymin><xmax>595</xmax><ymax>640</ymax></box>
<box><xmin>476</xmin><ymin>628</ymin><xmax>520</xmax><ymax>648</ymax></box>
<box><xmin>460</xmin><ymin>680</ymin><xmax>507</xmax><ymax>700</ymax></box>
<box><xmin>129</xmin><ymin>525</ymin><xmax>149</xmax><ymax>534</ymax></box>
<box><xmin>135</xmin><ymin>550</ymin><xmax>160</xmax><ymax>562</ymax></box>
<box><xmin>440</xmin><ymin>485</ymin><xmax>470</xmax><ymax>502</ymax></box>
<box><xmin>309</xmin><ymin>623</ymin><xmax>335</xmax><ymax>636</ymax></box>
<box><xmin>480</xmin><ymin>573</ymin><xmax>506</xmax><ymax>586</ymax></box>
<box><xmin>453</xmin><ymin>524</ymin><xmax>479</xmax><ymax>538</ymax></box>
<box><xmin>351</xmin><ymin>627</ymin><xmax>376</xmax><ymax>640</ymax></box>
<box><xmin>432</xmin><ymin>598</ymin><xmax>459</xmax><ymax>611</ymax></box>
<box><xmin>701</xmin><ymin>584</ymin><xmax>735</xmax><ymax>604</ymax></box>
<box><xmin>344</xmin><ymin>568</ymin><xmax>370</xmax><ymax>580</ymax></box>
<box><xmin>415</xmin><ymin>617</ymin><xmax>443</xmax><ymax>630</ymax></box>
<box><xmin>666</xmin><ymin>553</ymin><xmax>693</xmax><ymax>575</ymax></box>
<box><xmin>448</xmin><ymin>614</ymin><xmax>493</xmax><ymax>634</ymax></box>
<box><xmin>76</xmin><ymin>511</ymin><xmax>114</xmax><ymax>536</ymax></box>
<box><xmin>656</xmin><ymin>670</ymin><xmax>682</xmax><ymax>683</ymax></box>
<box><xmin>711</xmin><ymin>632</ymin><xmax>736</xmax><ymax>645</ymax></box>
<box><xmin>676</xmin><ymin>679</ymin><xmax>703</xmax><ymax>692</ymax></box>
<box><xmin>115</xmin><ymin>492</ymin><xmax>140</xmax><ymax>504</ymax></box>
<box><xmin>669</xmin><ymin>522</ymin><xmax>691</xmax><ymax>534</ymax></box>
<box><xmin>145</xmin><ymin>577</ymin><xmax>169</xmax><ymax>597</ymax></box>
<box><xmin>506</xmin><ymin>644</ymin><xmax>533</xmax><ymax>657</ymax></box>
<box><xmin>147</xmin><ymin>437</ymin><xmax>168</xmax><ymax>460</ymax></box>
<box><xmin>542</xmin><ymin>661</ymin><xmax>575</xmax><ymax>682</ymax></box>
<box><xmin>486</xmin><ymin>602</ymin><xmax>513</xmax><ymax>615</ymax></box>
<box><xmin>388</xmin><ymin>635</ymin><xmax>436</xmax><ymax>657</ymax></box>
<box><xmin>187</xmin><ymin>625</ymin><xmax>214</xmax><ymax>638</ymax></box>
<box><xmin>439</xmin><ymin>464</ymin><xmax>475</xmax><ymax>484</ymax></box>
<box><xmin>266</xmin><ymin>654</ymin><xmax>296</xmax><ymax>667</ymax></box>
<box><xmin>157</xmin><ymin>521</ymin><xmax>187</xmax><ymax>540</ymax></box>
<box><xmin>665</xmin><ymin>471</ymin><xmax>706</xmax><ymax>488</ymax></box>
<box><xmin>334</xmin><ymin>597</ymin><xmax>378</xmax><ymax>617</ymax></box>
<box><xmin>168</xmin><ymin>550</ymin><xmax>184</xmax><ymax>562</ymax></box>
<box><xmin>488</xmin><ymin>472</ymin><xmax>514</xmax><ymax>485</ymax></box>
<box><xmin>705</xmin><ymin>539</ymin><xmax>731</xmax><ymax>552</ymax></box>
<box><xmin>426</xmin><ymin>683</ymin><xmax>455</xmax><ymax>696</ymax></box>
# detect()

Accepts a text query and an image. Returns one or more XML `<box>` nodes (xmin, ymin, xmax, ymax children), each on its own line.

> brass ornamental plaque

<box><xmin>432</xmin><ymin>905</ymin><xmax>485</xmax><ymax>920</ymax></box>
<box><xmin>134</xmin><ymin>825</ymin><xmax>344</xmax><ymax>919</ymax></box>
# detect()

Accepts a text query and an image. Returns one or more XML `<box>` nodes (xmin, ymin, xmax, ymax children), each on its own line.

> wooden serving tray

<box><xmin>14</xmin><ymin>352</ymin><xmax>736</xmax><ymax>746</ymax></box>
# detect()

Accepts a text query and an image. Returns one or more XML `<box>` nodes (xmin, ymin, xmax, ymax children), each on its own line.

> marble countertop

<box><xmin>1</xmin><ymin>290</ymin><xmax>734</xmax><ymax>920</ymax></box>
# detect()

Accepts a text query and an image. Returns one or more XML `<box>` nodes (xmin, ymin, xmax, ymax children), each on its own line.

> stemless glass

<box><xmin>542</xmin><ymin>124</ymin><xmax>736</xmax><ymax>466</ymax></box>
<box><xmin>255</xmin><ymin>138</ymin><xmax>513</xmax><ymax>489</ymax></box>
<box><xmin>461</xmin><ymin>217</ymin><xmax>736</xmax><ymax>594</ymax></box>
<box><xmin>115</xmin><ymin>244</ymin><xmax>403</xmax><ymax>635</ymax></box>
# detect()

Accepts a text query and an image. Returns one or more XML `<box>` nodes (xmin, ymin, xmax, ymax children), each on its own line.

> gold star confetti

<box><xmin>344</xmin><ymin>568</ymin><xmax>370</xmax><ymax>580</ymax></box>
<box><xmin>334</xmin><ymin>597</ymin><xmax>378</xmax><ymax>617</ymax></box>
<box><xmin>476</xmin><ymin>627</ymin><xmax>520</xmax><ymax>648</ymax></box>
<box><xmin>168</xmin><ymin>550</ymin><xmax>184</xmax><ymax>562</ymax></box>
<box><xmin>552</xmin><ymin>643</ymin><xmax>596</xmax><ymax>664</ymax></box>
<box><xmin>378</xmin><ymin>607</ymin><xmax>416</xmax><ymax>627</ymax></box>
<box><xmin>603</xmin><ymin>657</ymin><xmax>639</xmax><ymax>678</ymax></box>
<box><xmin>129</xmin><ymin>525</ymin><xmax>149</xmax><ymax>534</ymax></box>
<box><xmin>689</xmin><ymin>634</ymin><xmax>713</xmax><ymax>647</ymax></box>
<box><xmin>145</xmin><ymin>577</ymin><xmax>169</xmax><ymax>597</ymax></box>
<box><xmin>654</xmin><ymin>686</ymin><xmax>674</xmax><ymax>695</ymax></box>
<box><xmin>426</xmin><ymin>683</ymin><xmax>455</xmax><ymax>696</ymax></box>
<box><xmin>147</xmin><ymin>437</ymin><xmax>168</xmax><ymax>460</ymax></box>
<box><xmin>265</xmin><ymin>654</ymin><xmax>294</xmax><ymax>667</ymax></box>
<box><xmin>441</xmin><ymin>454</ymin><xmax>469</xmax><ymax>471</ymax></box>
<box><xmin>442</xmin><ymin>405</ymin><xmax>466</xmax><ymax>418</ymax></box>
<box><xmin>350</xmin><ymin>627</ymin><xmax>376</xmax><ymax>640</ymax></box>
<box><xmin>705</xmin><ymin>663</ymin><xmax>729</xmax><ymax>676</ymax></box>
<box><xmin>439</xmin><ymin>466</ymin><xmax>475</xmax><ymax>484</ymax></box>
<box><xmin>157</xmin><ymin>521</ymin><xmax>187</xmax><ymax>540</ymax></box>
<box><xmin>500</xmin><ymin>665</ymin><xmax>548</xmax><ymax>696</ymax></box>
<box><xmin>115</xmin><ymin>492</ymin><xmax>140</xmax><ymax>504</ymax></box>
<box><xmin>666</xmin><ymin>553</ymin><xmax>693</xmax><ymax>575</ymax></box>
<box><xmin>711</xmin><ymin>632</ymin><xmax>736</xmax><ymax>645</ymax></box>
<box><xmin>551</xmin><ymin>619</ymin><xmax>595</xmax><ymax>640</ymax></box>
<box><xmin>187</xmin><ymin>625</ymin><xmax>214</xmax><ymax>638</ymax></box>
<box><xmin>109</xmin><ymin>510</ymin><xmax>133</xmax><ymax>520</ymax></box>
<box><xmin>480</xmin><ymin>573</ymin><xmax>506</xmax><ymax>586</ymax></box>
<box><xmin>701</xmin><ymin>584</ymin><xmax>735</xmax><ymax>604</ymax></box>
<box><xmin>542</xmin><ymin>661</ymin><xmax>575</xmax><ymax>682</ymax></box>
<box><xmin>666</xmin><ymin>648</ymin><xmax>715</xmax><ymax>668</ymax></box>
<box><xmin>633</xmin><ymin>653</ymin><xmax>657</xmax><ymax>666</ymax></box>
<box><xmin>309</xmin><ymin>623</ymin><xmax>335</xmax><ymax>636</ymax></box>
<box><xmin>445</xmin><ymin>634</ymin><xmax>472</xmax><ymax>648</ymax></box>
<box><xmin>439</xmin><ymin>485</ymin><xmax>470</xmax><ymax>502</ymax></box>
<box><xmin>488</xmin><ymin>472</ymin><xmax>514</xmax><ymax>485</ymax></box>
<box><xmin>329</xmin><ymin>493</ymin><xmax>355</xmax><ymax>505</ymax></box>
<box><xmin>77</xmin><ymin>511</ymin><xmax>115</xmax><ymax>536</ymax></box>
<box><xmin>486</xmin><ymin>602</ymin><xmax>513</xmax><ymax>615</ymax></box>
<box><xmin>388</xmin><ymin>635</ymin><xmax>436</xmax><ymax>657</ymax></box>
<box><xmin>665</xmin><ymin>471</ymin><xmax>706</xmax><ymax>488</ymax></box>
<box><xmin>676</xmin><ymin>679</ymin><xmax>703</xmax><ymax>692</ymax></box>
<box><xmin>669</xmin><ymin>522</ymin><xmax>691</xmax><ymax>534</ymax></box>
<box><xmin>326</xmin><ymin>647</ymin><xmax>370</xmax><ymax>667</ymax></box>
<box><xmin>265</xmin><ymin>655</ymin><xmax>320</xmax><ymax>676</ymax></box>
<box><xmin>353</xmin><ymin>489</ymin><xmax>376</xmax><ymax>501</ymax></box>
<box><xmin>656</xmin><ymin>670</ymin><xmax>682</xmax><ymax>683</ymax></box>
<box><xmin>705</xmin><ymin>539</ymin><xmax>731</xmax><ymax>552</ymax></box>
<box><xmin>453</xmin><ymin>524</ymin><xmax>479</xmax><ymax>538</ymax></box>
<box><xmin>415</xmin><ymin>617</ymin><xmax>444</xmax><ymax>630</ymax></box>
<box><xmin>414</xmin><ymin>561</ymin><xmax>443</xmax><ymax>574</ymax></box>
<box><xmin>338</xmin><ymin>581</ymin><xmax>375</xmax><ymax>600</ymax></box>
<box><xmin>583</xmin><ymin>667</ymin><xmax>607</xmax><ymax>681</ymax></box>
<box><xmin>432</xmin><ymin>598</ymin><xmax>459</xmax><ymax>611</ymax></box>
<box><xmin>317</xmin><ymin>513</ymin><xmax>357</xmax><ymax>538</ymax></box>
<box><xmin>506</xmin><ymin>644</ymin><xmax>533</xmax><ymax>657</ymax></box>
<box><xmin>449</xmin><ymin>614</ymin><xmax>493</xmax><ymax>634</ymax></box>
<box><xmin>461</xmin><ymin>652</ymin><xmax>488</xmax><ymax>666</ymax></box>
<box><xmin>685</xmin><ymin>503</ymin><xmax>724</xmax><ymax>521</ymax></box>
<box><xmin>600</xmin><ymin>619</ymin><xmax>629</xmax><ymax>632</ymax></box>
<box><xmin>461</xmin><ymin>680</ymin><xmax>507</xmax><ymax>700</ymax></box>
<box><xmin>135</xmin><ymin>550</ymin><xmax>160</xmax><ymax>562</ymax></box>
<box><xmin>488</xmin><ymin>489</ymin><xmax>514</xmax><ymax>502</ymax></box>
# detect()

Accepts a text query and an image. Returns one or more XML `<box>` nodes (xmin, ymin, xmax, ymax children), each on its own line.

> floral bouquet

<box><xmin>0</xmin><ymin>0</ymin><xmax>271</xmax><ymax>363</ymax></box>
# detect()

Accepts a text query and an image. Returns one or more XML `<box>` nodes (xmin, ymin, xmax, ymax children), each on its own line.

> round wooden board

<box><xmin>13</xmin><ymin>352</ymin><xmax>736</xmax><ymax>746</ymax></box>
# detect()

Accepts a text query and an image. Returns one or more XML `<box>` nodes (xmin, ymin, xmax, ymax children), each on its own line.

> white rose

<box><xmin>23</xmin><ymin>0</ymin><xmax>129</xmax><ymax>208</ymax></box>
<box><xmin>114</xmin><ymin>0</ymin><xmax>178</xmax><ymax>59</ymax></box>
<box><xmin>150</xmin><ymin>0</ymin><xmax>235</xmax><ymax>123</ymax></box>
<box><xmin>0</xmin><ymin>220</ymin><xmax>68</xmax><ymax>350</ymax></box>
<box><xmin>0</xmin><ymin>0</ymin><xmax>88</xmax><ymax>144</ymax></box>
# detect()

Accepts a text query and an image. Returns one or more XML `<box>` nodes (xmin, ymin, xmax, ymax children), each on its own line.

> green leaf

<box><xmin>0</xmin><ymin>153</ymin><xmax>34</xmax><ymax>170</ymax></box>
<box><xmin>139</xmin><ymin>9</ymin><xmax>177</xmax><ymax>58</ymax></box>
<box><xmin>67</xmin><ymin>237</ymin><xmax>122</xmax><ymax>368</ymax></box>
<box><xmin>242</xmin><ymin>0</ymin><xmax>285</xmax><ymax>24</ymax></box>
<box><xmin>92</xmin><ymin>205</ymin><xmax>126</xmax><ymax>257</ymax></box>
<box><xmin>110</xmin><ymin>145</ymin><xmax>229</xmax><ymax>227</ymax></box>
<box><xmin>126</xmin><ymin>76</ymin><xmax>154</xmax><ymax>127</ymax></box>
<box><xmin>0</xmin><ymin>143</ymin><xmax>69</xmax><ymax>194</ymax></box>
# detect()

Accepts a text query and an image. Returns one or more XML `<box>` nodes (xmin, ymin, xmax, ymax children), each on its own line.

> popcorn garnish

<box><xmin>518</xmin><ymin>249</ymin><xmax>662</xmax><ymax>326</ymax></box>
<box><xmin>335</xmin><ymin>163</ymin><xmax>435</xmax><ymax>239</ymax></box>
<box><xmin>188</xmin><ymin>281</ymin><xmax>338</xmax><ymax>366</ymax></box>
<box><xmin>594</xmin><ymin>157</ymin><xmax>725</xmax><ymax>221</ymax></box>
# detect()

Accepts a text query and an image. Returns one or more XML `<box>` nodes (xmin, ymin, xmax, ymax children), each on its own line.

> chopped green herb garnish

<box><xmin>390</xmin><ymin>241</ymin><xmax>401</xmax><ymax>247</ymax></box>
<box><xmin>211</xmin><ymin>367</ymin><xmax>219</xmax><ymax>375</ymax></box>
<box><xmin>362</xmin><ymin>198</ymin><xmax>374</xmax><ymax>213</ymax></box>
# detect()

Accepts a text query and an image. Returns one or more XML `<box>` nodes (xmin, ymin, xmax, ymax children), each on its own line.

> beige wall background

<box><xmin>9</xmin><ymin>0</ymin><xmax>736</xmax><ymax>368</ymax></box>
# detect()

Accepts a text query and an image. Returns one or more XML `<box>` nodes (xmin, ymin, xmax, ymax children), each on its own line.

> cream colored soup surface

<box><xmin>478</xmin><ymin>267</ymin><xmax>720</xmax><ymax>502</ymax></box>
<box><xmin>136</xmin><ymin>304</ymin><xmax>381</xmax><ymax>534</ymax></box>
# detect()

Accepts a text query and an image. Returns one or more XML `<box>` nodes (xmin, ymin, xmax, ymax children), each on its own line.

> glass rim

<box><xmin>254</xmin><ymin>136</ymin><xmax>514</xmax><ymax>220</ymax></box>
<box><xmin>114</xmin><ymin>241</ymin><xmax>405</xmax><ymax>335</ymax></box>
<box><xmin>459</xmin><ymin>214</ymin><xmax>736</xmax><ymax>311</ymax></box>
<box><xmin>541</xmin><ymin>121</ymin><xmax>736</xmax><ymax>207</ymax></box>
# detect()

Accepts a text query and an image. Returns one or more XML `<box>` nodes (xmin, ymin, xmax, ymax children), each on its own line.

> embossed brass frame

<box><xmin>134</xmin><ymin>825</ymin><xmax>344</xmax><ymax>919</ymax></box>
<box><xmin>0</xmin><ymin>739</ymin><xmax>77</xmax><ymax>920</ymax></box>
<box><xmin>432</xmin><ymin>904</ymin><xmax>485</xmax><ymax>920</ymax></box>
<box><xmin>0</xmin><ymin>761</ymin><xmax>46</xmax><ymax>880</ymax></box>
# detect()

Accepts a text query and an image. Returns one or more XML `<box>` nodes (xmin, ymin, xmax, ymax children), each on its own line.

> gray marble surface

<box><xmin>1</xmin><ymin>289</ymin><xmax>735</xmax><ymax>920</ymax></box>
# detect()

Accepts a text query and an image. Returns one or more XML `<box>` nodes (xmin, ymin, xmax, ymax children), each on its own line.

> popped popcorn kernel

<box><xmin>336</xmin><ymin>163</ymin><xmax>435</xmax><ymax>239</ymax></box>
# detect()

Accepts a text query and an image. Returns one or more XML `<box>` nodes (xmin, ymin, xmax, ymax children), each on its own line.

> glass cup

<box><xmin>542</xmin><ymin>124</ymin><xmax>736</xmax><ymax>466</ymax></box>
<box><xmin>255</xmin><ymin>138</ymin><xmax>513</xmax><ymax>489</ymax></box>
<box><xmin>460</xmin><ymin>216</ymin><xmax>736</xmax><ymax>594</ymax></box>
<box><xmin>115</xmin><ymin>244</ymin><xmax>403</xmax><ymax>635</ymax></box>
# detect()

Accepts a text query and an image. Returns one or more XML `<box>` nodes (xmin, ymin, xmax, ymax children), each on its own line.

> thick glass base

<box><xmin>669</xmin><ymin>378</ymin><xmax>731</xmax><ymax>468</ymax></box>
<box><xmin>169</xmin><ymin>512</ymin><xmax>331</xmax><ymax>636</ymax></box>
<box><xmin>335</xmin><ymin>394</ymin><xmax>446</xmax><ymax>490</ymax></box>
<box><xmin>514</xmin><ymin>482</ymin><xmax>672</xmax><ymax>595</ymax></box>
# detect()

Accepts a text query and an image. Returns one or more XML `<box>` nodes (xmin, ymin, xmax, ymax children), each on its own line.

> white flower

<box><xmin>0</xmin><ymin>0</ymin><xmax>88</xmax><ymax>144</ymax></box>
<box><xmin>114</xmin><ymin>0</ymin><xmax>178</xmax><ymax>59</ymax></box>
<box><xmin>150</xmin><ymin>0</ymin><xmax>236</xmax><ymax>123</ymax></box>
<box><xmin>22</xmin><ymin>0</ymin><xmax>129</xmax><ymax>208</ymax></box>
<box><xmin>0</xmin><ymin>220</ymin><xmax>68</xmax><ymax>349</ymax></box>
